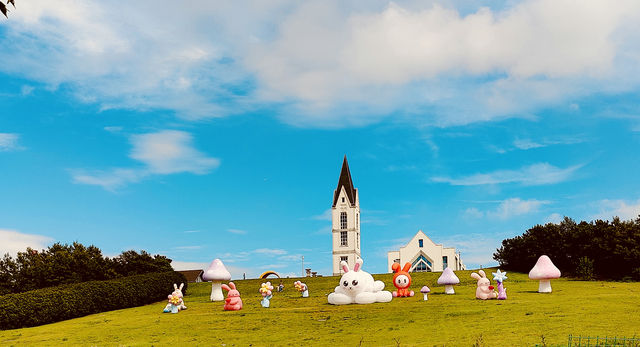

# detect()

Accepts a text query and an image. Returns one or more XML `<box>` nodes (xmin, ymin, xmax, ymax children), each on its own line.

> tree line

<box><xmin>493</xmin><ymin>216</ymin><xmax>640</xmax><ymax>280</ymax></box>
<box><xmin>0</xmin><ymin>242</ymin><xmax>173</xmax><ymax>294</ymax></box>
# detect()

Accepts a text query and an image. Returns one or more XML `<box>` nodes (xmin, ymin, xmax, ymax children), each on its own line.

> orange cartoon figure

<box><xmin>391</xmin><ymin>262</ymin><xmax>415</xmax><ymax>297</ymax></box>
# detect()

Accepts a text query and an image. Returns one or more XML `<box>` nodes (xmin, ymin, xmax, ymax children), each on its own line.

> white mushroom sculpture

<box><xmin>529</xmin><ymin>255</ymin><xmax>561</xmax><ymax>293</ymax></box>
<box><xmin>420</xmin><ymin>286</ymin><xmax>430</xmax><ymax>301</ymax></box>
<box><xmin>437</xmin><ymin>268</ymin><xmax>460</xmax><ymax>294</ymax></box>
<box><xmin>202</xmin><ymin>258</ymin><xmax>231</xmax><ymax>301</ymax></box>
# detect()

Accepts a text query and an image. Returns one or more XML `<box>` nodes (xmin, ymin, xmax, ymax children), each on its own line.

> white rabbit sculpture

<box><xmin>163</xmin><ymin>283</ymin><xmax>187</xmax><ymax>313</ymax></box>
<box><xmin>471</xmin><ymin>270</ymin><xmax>497</xmax><ymax>300</ymax></box>
<box><xmin>328</xmin><ymin>258</ymin><xmax>392</xmax><ymax>305</ymax></box>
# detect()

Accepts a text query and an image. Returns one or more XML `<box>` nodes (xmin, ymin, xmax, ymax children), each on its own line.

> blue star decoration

<box><xmin>492</xmin><ymin>269</ymin><xmax>508</xmax><ymax>283</ymax></box>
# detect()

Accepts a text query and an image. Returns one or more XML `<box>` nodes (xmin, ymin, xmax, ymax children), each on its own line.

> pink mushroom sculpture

<box><xmin>437</xmin><ymin>267</ymin><xmax>460</xmax><ymax>294</ymax></box>
<box><xmin>529</xmin><ymin>255</ymin><xmax>561</xmax><ymax>293</ymax></box>
<box><xmin>202</xmin><ymin>258</ymin><xmax>232</xmax><ymax>301</ymax></box>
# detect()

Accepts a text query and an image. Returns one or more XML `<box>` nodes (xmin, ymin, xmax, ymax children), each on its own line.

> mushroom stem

<box><xmin>211</xmin><ymin>281</ymin><xmax>224</xmax><ymax>301</ymax></box>
<box><xmin>444</xmin><ymin>284</ymin><xmax>455</xmax><ymax>294</ymax></box>
<box><xmin>538</xmin><ymin>279</ymin><xmax>552</xmax><ymax>293</ymax></box>
<box><xmin>422</xmin><ymin>293</ymin><xmax>428</xmax><ymax>301</ymax></box>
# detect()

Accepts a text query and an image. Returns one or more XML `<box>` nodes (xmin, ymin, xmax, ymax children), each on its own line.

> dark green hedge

<box><xmin>0</xmin><ymin>271</ymin><xmax>187</xmax><ymax>330</ymax></box>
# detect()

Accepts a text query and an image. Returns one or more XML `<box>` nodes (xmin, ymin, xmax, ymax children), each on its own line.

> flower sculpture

<box><xmin>260</xmin><ymin>282</ymin><xmax>274</xmax><ymax>308</ymax></box>
<box><xmin>492</xmin><ymin>269</ymin><xmax>508</xmax><ymax>300</ymax></box>
<box><xmin>294</xmin><ymin>280</ymin><xmax>309</xmax><ymax>297</ymax></box>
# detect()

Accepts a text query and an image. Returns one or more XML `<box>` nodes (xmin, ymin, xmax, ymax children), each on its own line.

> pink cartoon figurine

<box><xmin>471</xmin><ymin>270</ymin><xmax>498</xmax><ymax>300</ymax></box>
<box><xmin>221</xmin><ymin>282</ymin><xmax>243</xmax><ymax>311</ymax></box>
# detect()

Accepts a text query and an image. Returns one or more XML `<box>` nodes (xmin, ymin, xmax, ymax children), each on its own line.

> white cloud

<box><xmin>513</xmin><ymin>137</ymin><xmax>584</xmax><ymax>151</ymax></box>
<box><xmin>310</xmin><ymin>209</ymin><xmax>332</xmax><ymax>221</ymax></box>
<box><xmin>174</xmin><ymin>245</ymin><xmax>203</xmax><ymax>250</ymax></box>
<box><xmin>72</xmin><ymin>130</ymin><xmax>219</xmax><ymax>190</ymax></box>
<box><xmin>130</xmin><ymin>130</ymin><xmax>219</xmax><ymax>175</ymax></box>
<box><xmin>0</xmin><ymin>229</ymin><xmax>54</xmax><ymax>256</ymax></box>
<box><xmin>463</xmin><ymin>207</ymin><xmax>484</xmax><ymax>219</ymax></box>
<box><xmin>591</xmin><ymin>199</ymin><xmax>640</xmax><ymax>221</ymax></box>
<box><xmin>487</xmin><ymin>198</ymin><xmax>550</xmax><ymax>220</ymax></box>
<box><xmin>104</xmin><ymin>126</ymin><xmax>123</xmax><ymax>133</ymax></box>
<box><xmin>2</xmin><ymin>1</ymin><xmax>640</xmax><ymax>127</ymax></box>
<box><xmin>545</xmin><ymin>213</ymin><xmax>564</xmax><ymax>224</ymax></box>
<box><xmin>227</xmin><ymin>229</ymin><xmax>247</xmax><ymax>235</ymax></box>
<box><xmin>183</xmin><ymin>230</ymin><xmax>200</xmax><ymax>233</ymax></box>
<box><xmin>432</xmin><ymin>163</ymin><xmax>581</xmax><ymax>186</ymax></box>
<box><xmin>0</xmin><ymin>133</ymin><xmax>22</xmax><ymax>151</ymax></box>
<box><xmin>464</xmin><ymin>198</ymin><xmax>550</xmax><ymax>220</ymax></box>
<box><xmin>253</xmin><ymin>248</ymin><xmax>287</xmax><ymax>256</ymax></box>
<box><xmin>71</xmin><ymin>168</ymin><xmax>147</xmax><ymax>191</ymax></box>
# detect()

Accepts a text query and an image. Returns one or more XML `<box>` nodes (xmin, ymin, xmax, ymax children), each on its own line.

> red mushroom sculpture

<box><xmin>529</xmin><ymin>255</ymin><xmax>561</xmax><ymax>293</ymax></box>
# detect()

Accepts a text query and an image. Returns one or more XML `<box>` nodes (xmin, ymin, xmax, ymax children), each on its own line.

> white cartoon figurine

<box><xmin>163</xmin><ymin>283</ymin><xmax>187</xmax><ymax>313</ymax></box>
<box><xmin>471</xmin><ymin>270</ymin><xmax>498</xmax><ymax>300</ymax></box>
<box><xmin>328</xmin><ymin>258</ymin><xmax>392</xmax><ymax>305</ymax></box>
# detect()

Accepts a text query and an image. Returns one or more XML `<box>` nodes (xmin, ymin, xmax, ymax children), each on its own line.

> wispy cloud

<box><xmin>310</xmin><ymin>209</ymin><xmax>332</xmax><ymax>221</ymax></box>
<box><xmin>183</xmin><ymin>230</ymin><xmax>201</xmax><ymax>233</ymax></box>
<box><xmin>227</xmin><ymin>228</ymin><xmax>247</xmax><ymax>235</ymax></box>
<box><xmin>253</xmin><ymin>248</ymin><xmax>287</xmax><ymax>256</ymax></box>
<box><xmin>512</xmin><ymin>137</ymin><xmax>585</xmax><ymax>151</ymax></box>
<box><xmin>174</xmin><ymin>245</ymin><xmax>203</xmax><ymax>250</ymax></box>
<box><xmin>0</xmin><ymin>228</ymin><xmax>54</xmax><ymax>256</ymax></box>
<box><xmin>432</xmin><ymin>163</ymin><xmax>581</xmax><ymax>186</ymax></box>
<box><xmin>0</xmin><ymin>133</ymin><xmax>23</xmax><ymax>151</ymax></box>
<box><xmin>464</xmin><ymin>198</ymin><xmax>550</xmax><ymax>220</ymax></box>
<box><xmin>545</xmin><ymin>213</ymin><xmax>564</xmax><ymax>224</ymax></box>
<box><xmin>590</xmin><ymin>199</ymin><xmax>640</xmax><ymax>221</ymax></box>
<box><xmin>71</xmin><ymin>130</ymin><xmax>219</xmax><ymax>191</ymax></box>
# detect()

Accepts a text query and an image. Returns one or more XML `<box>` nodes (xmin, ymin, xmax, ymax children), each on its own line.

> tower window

<box><xmin>443</xmin><ymin>256</ymin><xmax>448</xmax><ymax>269</ymax></box>
<box><xmin>356</xmin><ymin>213</ymin><xmax>359</xmax><ymax>228</ymax></box>
<box><xmin>418</xmin><ymin>239</ymin><xmax>424</xmax><ymax>248</ymax></box>
<box><xmin>340</xmin><ymin>231</ymin><xmax>347</xmax><ymax>246</ymax></box>
<box><xmin>357</xmin><ymin>233</ymin><xmax>359</xmax><ymax>248</ymax></box>
<box><xmin>342</xmin><ymin>197</ymin><xmax>345</xmax><ymax>203</ymax></box>
<box><xmin>340</xmin><ymin>212</ymin><xmax>347</xmax><ymax>229</ymax></box>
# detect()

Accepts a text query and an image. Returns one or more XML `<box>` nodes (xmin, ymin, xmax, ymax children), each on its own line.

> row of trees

<box><xmin>0</xmin><ymin>242</ymin><xmax>173</xmax><ymax>294</ymax></box>
<box><xmin>493</xmin><ymin>216</ymin><xmax>640</xmax><ymax>280</ymax></box>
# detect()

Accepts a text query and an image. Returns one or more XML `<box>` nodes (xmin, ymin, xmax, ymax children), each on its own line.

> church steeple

<box><xmin>332</xmin><ymin>155</ymin><xmax>357</xmax><ymax>207</ymax></box>
<box><xmin>331</xmin><ymin>155</ymin><xmax>361</xmax><ymax>276</ymax></box>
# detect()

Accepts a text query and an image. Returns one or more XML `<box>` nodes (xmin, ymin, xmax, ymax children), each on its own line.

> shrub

<box><xmin>575</xmin><ymin>256</ymin><xmax>595</xmax><ymax>280</ymax></box>
<box><xmin>0</xmin><ymin>271</ymin><xmax>187</xmax><ymax>330</ymax></box>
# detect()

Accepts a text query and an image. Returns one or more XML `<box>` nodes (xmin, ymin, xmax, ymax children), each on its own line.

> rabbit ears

<box><xmin>470</xmin><ymin>270</ymin><xmax>487</xmax><ymax>280</ymax></box>
<box><xmin>221</xmin><ymin>282</ymin><xmax>236</xmax><ymax>291</ymax></box>
<box><xmin>341</xmin><ymin>258</ymin><xmax>364</xmax><ymax>273</ymax></box>
<box><xmin>173</xmin><ymin>283</ymin><xmax>184</xmax><ymax>291</ymax></box>
<box><xmin>392</xmin><ymin>262</ymin><xmax>412</xmax><ymax>273</ymax></box>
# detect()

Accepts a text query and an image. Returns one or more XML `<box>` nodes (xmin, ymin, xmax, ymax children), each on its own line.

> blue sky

<box><xmin>2</xmin><ymin>0</ymin><xmax>640</xmax><ymax>278</ymax></box>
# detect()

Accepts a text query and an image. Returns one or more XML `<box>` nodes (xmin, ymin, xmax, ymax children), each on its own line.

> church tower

<box><xmin>332</xmin><ymin>155</ymin><xmax>361</xmax><ymax>276</ymax></box>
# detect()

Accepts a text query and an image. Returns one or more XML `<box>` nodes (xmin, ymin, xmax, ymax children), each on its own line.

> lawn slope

<box><xmin>1</xmin><ymin>270</ymin><xmax>639</xmax><ymax>346</ymax></box>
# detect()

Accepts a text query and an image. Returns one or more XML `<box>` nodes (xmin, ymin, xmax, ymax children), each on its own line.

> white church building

<box><xmin>330</xmin><ymin>156</ymin><xmax>465</xmax><ymax>275</ymax></box>
<box><xmin>387</xmin><ymin>230</ymin><xmax>465</xmax><ymax>272</ymax></box>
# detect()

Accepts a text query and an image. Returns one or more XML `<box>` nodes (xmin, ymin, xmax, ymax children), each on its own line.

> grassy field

<box><xmin>1</xmin><ymin>269</ymin><xmax>640</xmax><ymax>346</ymax></box>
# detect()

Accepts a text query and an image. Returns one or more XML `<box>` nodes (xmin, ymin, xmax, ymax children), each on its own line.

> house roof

<box><xmin>177</xmin><ymin>269</ymin><xmax>204</xmax><ymax>282</ymax></box>
<box><xmin>332</xmin><ymin>155</ymin><xmax>357</xmax><ymax>207</ymax></box>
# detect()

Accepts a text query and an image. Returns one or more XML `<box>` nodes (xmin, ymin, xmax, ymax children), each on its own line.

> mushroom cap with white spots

<box><xmin>437</xmin><ymin>267</ymin><xmax>460</xmax><ymax>285</ymax></box>
<box><xmin>202</xmin><ymin>258</ymin><xmax>231</xmax><ymax>281</ymax></box>
<box><xmin>528</xmin><ymin>255</ymin><xmax>561</xmax><ymax>280</ymax></box>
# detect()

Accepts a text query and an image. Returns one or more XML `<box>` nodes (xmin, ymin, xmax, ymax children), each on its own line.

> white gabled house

<box><xmin>387</xmin><ymin>230</ymin><xmax>465</xmax><ymax>273</ymax></box>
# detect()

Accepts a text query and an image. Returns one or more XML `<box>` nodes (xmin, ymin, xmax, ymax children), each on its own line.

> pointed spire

<box><xmin>333</xmin><ymin>155</ymin><xmax>357</xmax><ymax>207</ymax></box>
